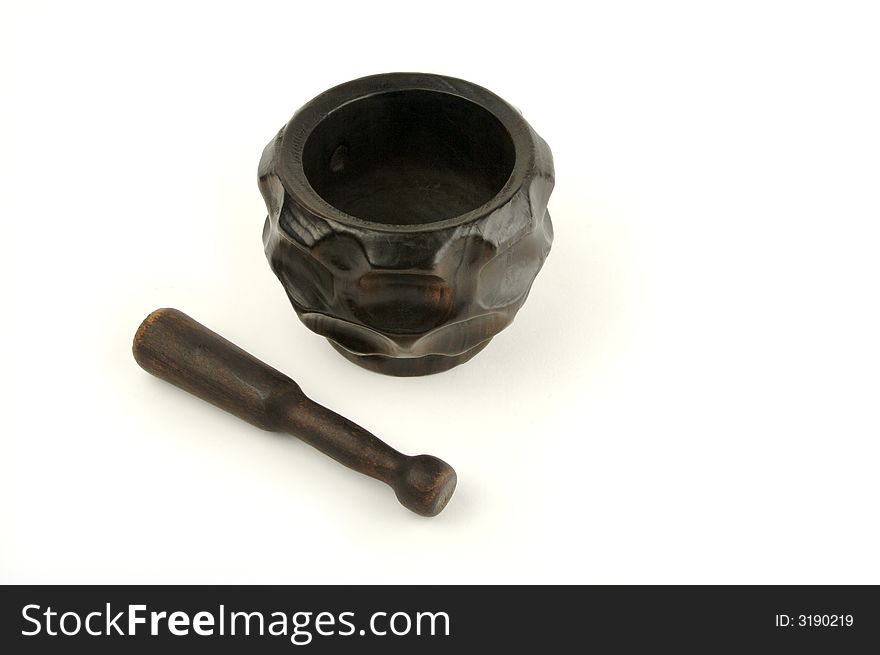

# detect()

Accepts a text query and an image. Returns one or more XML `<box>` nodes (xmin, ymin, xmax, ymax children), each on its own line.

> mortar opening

<box><xmin>302</xmin><ymin>90</ymin><xmax>516</xmax><ymax>226</ymax></box>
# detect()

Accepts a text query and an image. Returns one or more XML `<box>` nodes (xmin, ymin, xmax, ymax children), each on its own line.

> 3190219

<box><xmin>775</xmin><ymin>614</ymin><xmax>854</xmax><ymax>627</ymax></box>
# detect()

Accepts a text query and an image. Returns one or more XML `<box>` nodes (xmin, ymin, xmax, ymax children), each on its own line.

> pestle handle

<box><xmin>132</xmin><ymin>308</ymin><xmax>456</xmax><ymax>516</ymax></box>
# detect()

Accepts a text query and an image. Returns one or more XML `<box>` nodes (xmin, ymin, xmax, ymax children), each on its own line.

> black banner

<box><xmin>1</xmin><ymin>585</ymin><xmax>876</xmax><ymax>652</ymax></box>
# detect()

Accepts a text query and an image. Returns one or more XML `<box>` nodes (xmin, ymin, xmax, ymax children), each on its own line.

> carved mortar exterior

<box><xmin>259</xmin><ymin>73</ymin><xmax>554</xmax><ymax>376</ymax></box>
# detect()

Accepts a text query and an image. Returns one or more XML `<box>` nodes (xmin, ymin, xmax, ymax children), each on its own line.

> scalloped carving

<box><xmin>259</xmin><ymin>74</ymin><xmax>554</xmax><ymax>376</ymax></box>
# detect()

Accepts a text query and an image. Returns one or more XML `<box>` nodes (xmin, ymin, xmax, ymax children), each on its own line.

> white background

<box><xmin>3</xmin><ymin>1</ymin><xmax>879</xmax><ymax>584</ymax></box>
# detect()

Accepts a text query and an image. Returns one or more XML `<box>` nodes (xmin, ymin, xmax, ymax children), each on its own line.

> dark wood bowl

<box><xmin>259</xmin><ymin>73</ymin><xmax>554</xmax><ymax>376</ymax></box>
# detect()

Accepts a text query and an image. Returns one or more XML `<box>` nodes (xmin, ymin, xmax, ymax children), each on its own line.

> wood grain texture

<box><xmin>133</xmin><ymin>308</ymin><xmax>456</xmax><ymax>516</ymax></box>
